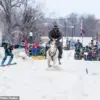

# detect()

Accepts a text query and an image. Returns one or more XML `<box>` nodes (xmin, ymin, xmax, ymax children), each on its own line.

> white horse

<box><xmin>47</xmin><ymin>40</ymin><xmax>61</xmax><ymax>67</ymax></box>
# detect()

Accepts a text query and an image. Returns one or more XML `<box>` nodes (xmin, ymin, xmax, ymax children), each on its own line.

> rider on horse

<box><xmin>45</xmin><ymin>24</ymin><xmax>63</xmax><ymax>58</ymax></box>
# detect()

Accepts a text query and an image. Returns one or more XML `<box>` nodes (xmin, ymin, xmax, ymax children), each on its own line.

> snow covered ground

<box><xmin>0</xmin><ymin>48</ymin><xmax>100</xmax><ymax>100</ymax></box>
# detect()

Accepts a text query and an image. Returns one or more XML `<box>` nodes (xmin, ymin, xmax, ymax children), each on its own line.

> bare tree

<box><xmin>21</xmin><ymin>1</ymin><xmax>44</xmax><ymax>43</ymax></box>
<box><xmin>58</xmin><ymin>13</ymin><xmax>98</xmax><ymax>37</ymax></box>
<box><xmin>58</xmin><ymin>17</ymin><xmax>68</xmax><ymax>37</ymax></box>
<box><xmin>67</xmin><ymin>13</ymin><xmax>78</xmax><ymax>37</ymax></box>
<box><xmin>0</xmin><ymin>0</ymin><xmax>25</xmax><ymax>36</ymax></box>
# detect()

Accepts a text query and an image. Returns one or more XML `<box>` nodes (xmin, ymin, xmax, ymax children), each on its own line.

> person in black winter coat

<box><xmin>45</xmin><ymin>25</ymin><xmax>63</xmax><ymax>58</ymax></box>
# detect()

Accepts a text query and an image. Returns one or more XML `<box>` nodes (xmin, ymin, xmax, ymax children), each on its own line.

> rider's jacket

<box><xmin>48</xmin><ymin>28</ymin><xmax>62</xmax><ymax>41</ymax></box>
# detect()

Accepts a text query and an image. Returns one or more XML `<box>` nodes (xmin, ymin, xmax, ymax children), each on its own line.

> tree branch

<box><xmin>0</xmin><ymin>1</ymin><xmax>6</xmax><ymax>13</ymax></box>
<box><xmin>11</xmin><ymin>0</ymin><xmax>24</xmax><ymax>7</ymax></box>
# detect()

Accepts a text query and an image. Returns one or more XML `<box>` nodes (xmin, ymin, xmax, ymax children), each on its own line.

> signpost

<box><xmin>29</xmin><ymin>32</ymin><xmax>33</xmax><ymax>44</ymax></box>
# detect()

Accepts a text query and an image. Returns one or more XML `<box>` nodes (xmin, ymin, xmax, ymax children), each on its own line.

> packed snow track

<box><xmin>0</xmin><ymin>49</ymin><xmax>100</xmax><ymax>100</ymax></box>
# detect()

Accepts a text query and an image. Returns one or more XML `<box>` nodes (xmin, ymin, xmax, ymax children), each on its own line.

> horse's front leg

<box><xmin>48</xmin><ymin>59</ymin><xmax>51</xmax><ymax>67</ymax></box>
<box><xmin>53</xmin><ymin>59</ymin><xmax>57</xmax><ymax>67</ymax></box>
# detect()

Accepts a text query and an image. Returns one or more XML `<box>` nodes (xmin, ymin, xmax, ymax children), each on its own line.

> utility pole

<box><xmin>64</xmin><ymin>19</ymin><xmax>67</xmax><ymax>37</ymax></box>
<box><xmin>73</xmin><ymin>25</ymin><xmax>76</xmax><ymax>37</ymax></box>
<box><xmin>70</xmin><ymin>26</ymin><xmax>74</xmax><ymax>41</ymax></box>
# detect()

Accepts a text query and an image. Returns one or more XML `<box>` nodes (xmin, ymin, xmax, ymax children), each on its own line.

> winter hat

<box><xmin>6</xmin><ymin>40</ymin><xmax>11</xmax><ymax>43</ymax></box>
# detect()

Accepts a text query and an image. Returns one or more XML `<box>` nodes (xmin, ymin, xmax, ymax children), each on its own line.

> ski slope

<box><xmin>0</xmin><ymin>48</ymin><xmax>100</xmax><ymax>100</ymax></box>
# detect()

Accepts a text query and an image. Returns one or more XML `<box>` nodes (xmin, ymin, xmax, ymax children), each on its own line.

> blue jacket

<box><xmin>75</xmin><ymin>42</ymin><xmax>82</xmax><ymax>48</ymax></box>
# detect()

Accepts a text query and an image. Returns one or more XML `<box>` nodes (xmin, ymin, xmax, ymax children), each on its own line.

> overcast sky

<box><xmin>35</xmin><ymin>0</ymin><xmax>100</xmax><ymax>18</ymax></box>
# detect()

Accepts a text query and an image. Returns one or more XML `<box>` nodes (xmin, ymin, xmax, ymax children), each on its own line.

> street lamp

<box><xmin>29</xmin><ymin>31</ymin><xmax>33</xmax><ymax>44</ymax></box>
<box><xmin>70</xmin><ymin>25</ymin><xmax>74</xmax><ymax>40</ymax></box>
<box><xmin>64</xmin><ymin>19</ymin><xmax>67</xmax><ymax>37</ymax></box>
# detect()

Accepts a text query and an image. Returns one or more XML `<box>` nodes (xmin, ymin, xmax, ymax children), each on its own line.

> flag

<box><xmin>80</xmin><ymin>20</ymin><xmax>85</xmax><ymax>36</ymax></box>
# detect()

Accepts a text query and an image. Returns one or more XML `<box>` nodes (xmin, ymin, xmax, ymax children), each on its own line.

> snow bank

<box><xmin>0</xmin><ymin>47</ymin><xmax>4</xmax><ymax>58</ymax></box>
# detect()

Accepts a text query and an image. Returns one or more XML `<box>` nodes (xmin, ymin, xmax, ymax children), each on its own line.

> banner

<box><xmin>80</xmin><ymin>20</ymin><xmax>85</xmax><ymax>36</ymax></box>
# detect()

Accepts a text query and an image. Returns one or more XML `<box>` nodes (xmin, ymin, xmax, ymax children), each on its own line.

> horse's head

<box><xmin>49</xmin><ymin>40</ymin><xmax>57</xmax><ymax>55</ymax></box>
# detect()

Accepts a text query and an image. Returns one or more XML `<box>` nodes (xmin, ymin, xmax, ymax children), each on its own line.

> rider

<box><xmin>45</xmin><ymin>24</ymin><xmax>63</xmax><ymax>58</ymax></box>
<box><xmin>1</xmin><ymin>40</ymin><xmax>14</xmax><ymax>66</ymax></box>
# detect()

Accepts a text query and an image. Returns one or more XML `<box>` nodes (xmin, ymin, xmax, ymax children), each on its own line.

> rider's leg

<box><xmin>57</xmin><ymin>41</ymin><xmax>62</xmax><ymax>58</ymax></box>
<box><xmin>58</xmin><ymin>46</ymin><xmax>62</xmax><ymax>58</ymax></box>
